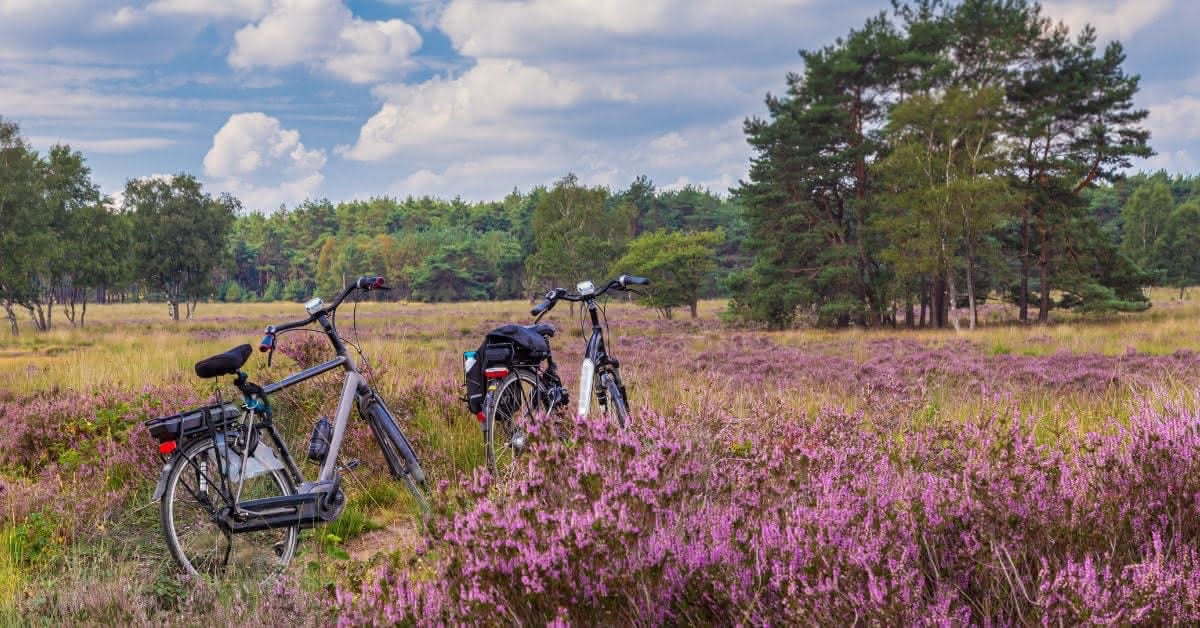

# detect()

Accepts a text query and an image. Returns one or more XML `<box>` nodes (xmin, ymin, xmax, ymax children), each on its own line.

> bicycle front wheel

<box><xmin>485</xmin><ymin>369</ymin><xmax>543</xmax><ymax>477</ymax></box>
<box><xmin>600</xmin><ymin>372</ymin><xmax>630</xmax><ymax>428</ymax></box>
<box><xmin>160</xmin><ymin>438</ymin><xmax>298</xmax><ymax>582</ymax></box>
<box><xmin>365</xmin><ymin>400</ymin><xmax>430</xmax><ymax>513</ymax></box>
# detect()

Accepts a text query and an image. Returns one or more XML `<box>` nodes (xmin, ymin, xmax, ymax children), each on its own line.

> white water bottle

<box><xmin>577</xmin><ymin>358</ymin><xmax>594</xmax><ymax>418</ymax></box>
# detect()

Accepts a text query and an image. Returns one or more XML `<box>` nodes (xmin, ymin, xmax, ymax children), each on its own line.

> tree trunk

<box><xmin>63</xmin><ymin>287</ymin><xmax>78</xmax><ymax>326</ymax></box>
<box><xmin>965</xmin><ymin>242</ymin><xmax>978</xmax><ymax>331</ymax></box>
<box><xmin>1019</xmin><ymin>203</ymin><xmax>1030</xmax><ymax>322</ymax></box>
<box><xmin>947</xmin><ymin>270</ymin><xmax>961</xmax><ymax>332</ymax></box>
<box><xmin>689</xmin><ymin>299</ymin><xmax>698</xmax><ymax>319</ymax></box>
<box><xmin>4</xmin><ymin>302</ymin><xmax>18</xmax><ymax>336</ymax></box>
<box><xmin>932</xmin><ymin>277</ymin><xmax>945</xmax><ymax>328</ymax></box>
<box><xmin>1038</xmin><ymin>225</ymin><xmax>1051</xmax><ymax>323</ymax></box>
<box><xmin>919</xmin><ymin>276</ymin><xmax>928</xmax><ymax>328</ymax></box>
<box><xmin>81</xmin><ymin>298</ymin><xmax>88</xmax><ymax>327</ymax></box>
<box><xmin>906</xmin><ymin>296</ymin><xmax>915</xmax><ymax>329</ymax></box>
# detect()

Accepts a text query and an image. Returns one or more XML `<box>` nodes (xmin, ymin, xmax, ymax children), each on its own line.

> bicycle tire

<box><xmin>484</xmin><ymin>369</ymin><xmax>543</xmax><ymax>476</ymax></box>
<box><xmin>160</xmin><ymin>437</ymin><xmax>298</xmax><ymax>582</ymax></box>
<box><xmin>600</xmin><ymin>372</ymin><xmax>630</xmax><ymax>428</ymax></box>
<box><xmin>365</xmin><ymin>401</ymin><xmax>430</xmax><ymax>513</ymax></box>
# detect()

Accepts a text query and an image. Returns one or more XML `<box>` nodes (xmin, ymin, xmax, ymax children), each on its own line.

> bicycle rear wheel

<box><xmin>485</xmin><ymin>369</ymin><xmax>544</xmax><ymax>477</ymax></box>
<box><xmin>161</xmin><ymin>438</ymin><xmax>298</xmax><ymax>582</ymax></box>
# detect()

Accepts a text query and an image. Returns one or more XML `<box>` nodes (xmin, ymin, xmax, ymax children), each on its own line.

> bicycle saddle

<box><xmin>526</xmin><ymin>323</ymin><xmax>555</xmax><ymax>338</ymax></box>
<box><xmin>194</xmin><ymin>344</ymin><xmax>253</xmax><ymax>379</ymax></box>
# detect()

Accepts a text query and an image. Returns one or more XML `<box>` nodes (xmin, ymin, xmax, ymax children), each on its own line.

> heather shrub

<box><xmin>340</xmin><ymin>396</ymin><xmax>1200</xmax><ymax>624</ymax></box>
<box><xmin>0</xmin><ymin>385</ymin><xmax>198</xmax><ymax>545</ymax></box>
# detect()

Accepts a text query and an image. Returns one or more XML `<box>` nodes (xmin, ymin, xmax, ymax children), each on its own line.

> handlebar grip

<box><xmin>259</xmin><ymin>333</ymin><xmax>275</xmax><ymax>353</ymax></box>
<box><xmin>620</xmin><ymin>274</ymin><xmax>650</xmax><ymax>287</ymax></box>
<box><xmin>355</xmin><ymin>275</ymin><xmax>387</xmax><ymax>290</ymax></box>
<box><xmin>531</xmin><ymin>299</ymin><xmax>552</xmax><ymax>317</ymax></box>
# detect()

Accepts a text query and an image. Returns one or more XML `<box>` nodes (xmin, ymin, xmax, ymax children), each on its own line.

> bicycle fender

<box><xmin>151</xmin><ymin>461</ymin><xmax>173</xmax><ymax>502</ymax></box>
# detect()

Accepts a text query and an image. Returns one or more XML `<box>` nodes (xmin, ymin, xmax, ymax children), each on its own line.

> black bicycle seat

<box><xmin>526</xmin><ymin>323</ymin><xmax>555</xmax><ymax>338</ymax></box>
<box><xmin>194</xmin><ymin>344</ymin><xmax>252</xmax><ymax>379</ymax></box>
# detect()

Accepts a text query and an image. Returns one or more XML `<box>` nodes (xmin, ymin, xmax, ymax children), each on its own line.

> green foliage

<box><xmin>283</xmin><ymin>277</ymin><xmax>310</xmax><ymax>302</ymax></box>
<box><xmin>1153</xmin><ymin>201</ymin><xmax>1200</xmax><ymax>294</ymax></box>
<box><xmin>1120</xmin><ymin>180</ymin><xmax>1174</xmax><ymax>268</ymax></box>
<box><xmin>224</xmin><ymin>282</ymin><xmax>245</xmax><ymax>303</ymax></box>
<box><xmin>615</xmin><ymin>229</ymin><xmax>724</xmax><ymax>318</ymax></box>
<box><xmin>9</xmin><ymin>513</ymin><xmax>57</xmax><ymax>568</ymax></box>
<box><xmin>0</xmin><ymin>118</ymin><xmax>126</xmax><ymax>332</ymax></box>
<box><xmin>735</xmin><ymin>1</ymin><xmax>1154</xmax><ymax>328</ymax></box>
<box><xmin>526</xmin><ymin>174</ymin><xmax>637</xmax><ymax>291</ymax></box>
<box><xmin>126</xmin><ymin>174</ymin><xmax>237</xmax><ymax>320</ymax></box>
<box><xmin>262</xmin><ymin>278</ymin><xmax>283</xmax><ymax>302</ymax></box>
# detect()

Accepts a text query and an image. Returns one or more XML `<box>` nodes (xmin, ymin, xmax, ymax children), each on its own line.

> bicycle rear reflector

<box><xmin>485</xmin><ymin>367</ymin><xmax>509</xmax><ymax>379</ymax></box>
<box><xmin>159</xmin><ymin>440</ymin><xmax>177</xmax><ymax>455</ymax></box>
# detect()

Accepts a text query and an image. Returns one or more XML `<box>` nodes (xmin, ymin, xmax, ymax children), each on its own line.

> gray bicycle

<box><xmin>145</xmin><ymin>276</ymin><xmax>427</xmax><ymax>581</ymax></box>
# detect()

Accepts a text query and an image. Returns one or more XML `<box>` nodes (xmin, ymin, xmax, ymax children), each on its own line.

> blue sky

<box><xmin>2</xmin><ymin>0</ymin><xmax>1197</xmax><ymax>212</ymax></box>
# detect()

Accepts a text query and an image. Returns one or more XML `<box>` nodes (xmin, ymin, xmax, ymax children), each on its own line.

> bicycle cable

<box><xmin>600</xmin><ymin>296</ymin><xmax>614</xmax><ymax>354</ymax></box>
<box><xmin>345</xmin><ymin>291</ymin><xmax>374</xmax><ymax>380</ymax></box>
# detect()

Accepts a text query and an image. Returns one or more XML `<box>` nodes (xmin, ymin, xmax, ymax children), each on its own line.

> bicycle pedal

<box><xmin>338</xmin><ymin>459</ymin><xmax>361</xmax><ymax>473</ymax></box>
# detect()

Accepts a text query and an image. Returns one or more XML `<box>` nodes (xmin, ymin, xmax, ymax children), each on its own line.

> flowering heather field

<box><xmin>3</xmin><ymin>294</ymin><xmax>1200</xmax><ymax>624</ymax></box>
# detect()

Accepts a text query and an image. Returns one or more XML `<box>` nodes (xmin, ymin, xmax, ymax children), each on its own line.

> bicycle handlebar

<box><xmin>260</xmin><ymin>274</ymin><xmax>388</xmax><ymax>350</ymax></box>
<box><xmin>529</xmin><ymin>275</ymin><xmax>650</xmax><ymax>317</ymax></box>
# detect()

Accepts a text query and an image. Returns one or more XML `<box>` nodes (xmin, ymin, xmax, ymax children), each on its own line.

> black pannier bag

<box><xmin>463</xmin><ymin>324</ymin><xmax>552</xmax><ymax>415</ymax></box>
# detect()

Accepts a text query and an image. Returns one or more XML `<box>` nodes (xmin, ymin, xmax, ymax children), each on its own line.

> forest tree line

<box><xmin>0</xmin><ymin>119</ymin><xmax>746</xmax><ymax>332</ymax></box>
<box><xmin>3</xmin><ymin>2</ymin><xmax>1199</xmax><ymax>334</ymax></box>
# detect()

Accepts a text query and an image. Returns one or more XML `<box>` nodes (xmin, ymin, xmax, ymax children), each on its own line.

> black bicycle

<box><xmin>477</xmin><ymin>274</ymin><xmax>652</xmax><ymax>461</ymax></box>
<box><xmin>144</xmin><ymin>276</ymin><xmax>427</xmax><ymax>581</ymax></box>
<box><xmin>469</xmin><ymin>323</ymin><xmax>570</xmax><ymax>475</ymax></box>
<box><xmin>515</xmin><ymin>274</ymin><xmax>648</xmax><ymax>427</ymax></box>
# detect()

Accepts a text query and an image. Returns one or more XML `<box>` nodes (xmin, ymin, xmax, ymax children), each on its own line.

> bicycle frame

<box><xmin>577</xmin><ymin>298</ymin><xmax>616</xmax><ymax>418</ymax></box>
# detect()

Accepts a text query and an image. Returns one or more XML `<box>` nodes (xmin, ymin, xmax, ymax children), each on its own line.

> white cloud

<box><xmin>204</xmin><ymin>112</ymin><xmax>326</xmax><ymax>211</ymax></box>
<box><xmin>385</xmin><ymin>117</ymin><xmax>748</xmax><ymax>200</ymax></box>
<box><xmin>147</xmin><ymin>0</ymin><xmax>271</xmax><ymax>19</ymax></box>
<box><xmin>642</xmin><ymin>119</ymin><xmax>746</xmax><ymax>172</ymax></box>
<box><xmin>1147</xmin><ymin>95</ymin><xmax>1200</xmax><ymax>141</ymax></box>
<box><xmin>228</xmin><ymin>0</ymin><xmax>422</xmax><ymax>84</ymax></box>
<box><xmin>27</xmin><ymin>136</ymin><xmax>174</xmax><ymax>154</ymax></box>
<box><xmin>392</xmin><ymin>153</ymin><xmax>565</xmax><ymax>199</ymax></box>
<box><xmin>1043</xmin><ymin>0</ymin><xmax>1172</xmax><ymax>41</ymax></box>
<box><xmin>342</xmin><ymin>58</ymin><xmax>588</xmax><ymax>161</ymax></box>
<box><xmin>1141</xmin><ymin>149</ymin><xmax>1199</xmax><ymax>174</ymax></box>
<box><xmin>439</xmin><ymin>0</ymin><xmax>816</xmax><ymax>58</ymax></box>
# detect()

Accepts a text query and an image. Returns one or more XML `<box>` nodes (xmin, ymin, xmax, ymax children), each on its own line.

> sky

<box><xmin>2</xmin><ymin>0</ymin><xmax>1198</xmax><ymax>212</ymax></box>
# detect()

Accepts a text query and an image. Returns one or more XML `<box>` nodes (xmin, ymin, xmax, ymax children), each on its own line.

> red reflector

<box><xmin>159</xmin><ymin>441</ymin><xmax>177</xmax><ymax>454</ymax></box>
<box><xmin>484</xmin><ymin>367</ymin><xmax>509</xmax><ymax>379</ymax></box>
<box><xmin>476</xmin><ymin>411</ymin><xmax>486</xmax><ymax>423</ymax></box>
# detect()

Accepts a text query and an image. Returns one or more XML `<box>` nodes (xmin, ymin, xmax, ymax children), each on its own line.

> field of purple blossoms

<box><xmin>3</xmin><ymin>299</ymin><xmax>1200</xmax><ymax>624</ymax></box>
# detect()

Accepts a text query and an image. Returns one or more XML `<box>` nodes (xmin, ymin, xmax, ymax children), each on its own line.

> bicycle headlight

<box><xmin>576</xmin><ymin>280</ymin><xmax>596</xmax><ymax>296</ymax></box>
<box><xmin>304</xmin><ymin>297</ymin><xmax>324</xmax><ymax>315</ymax></box>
